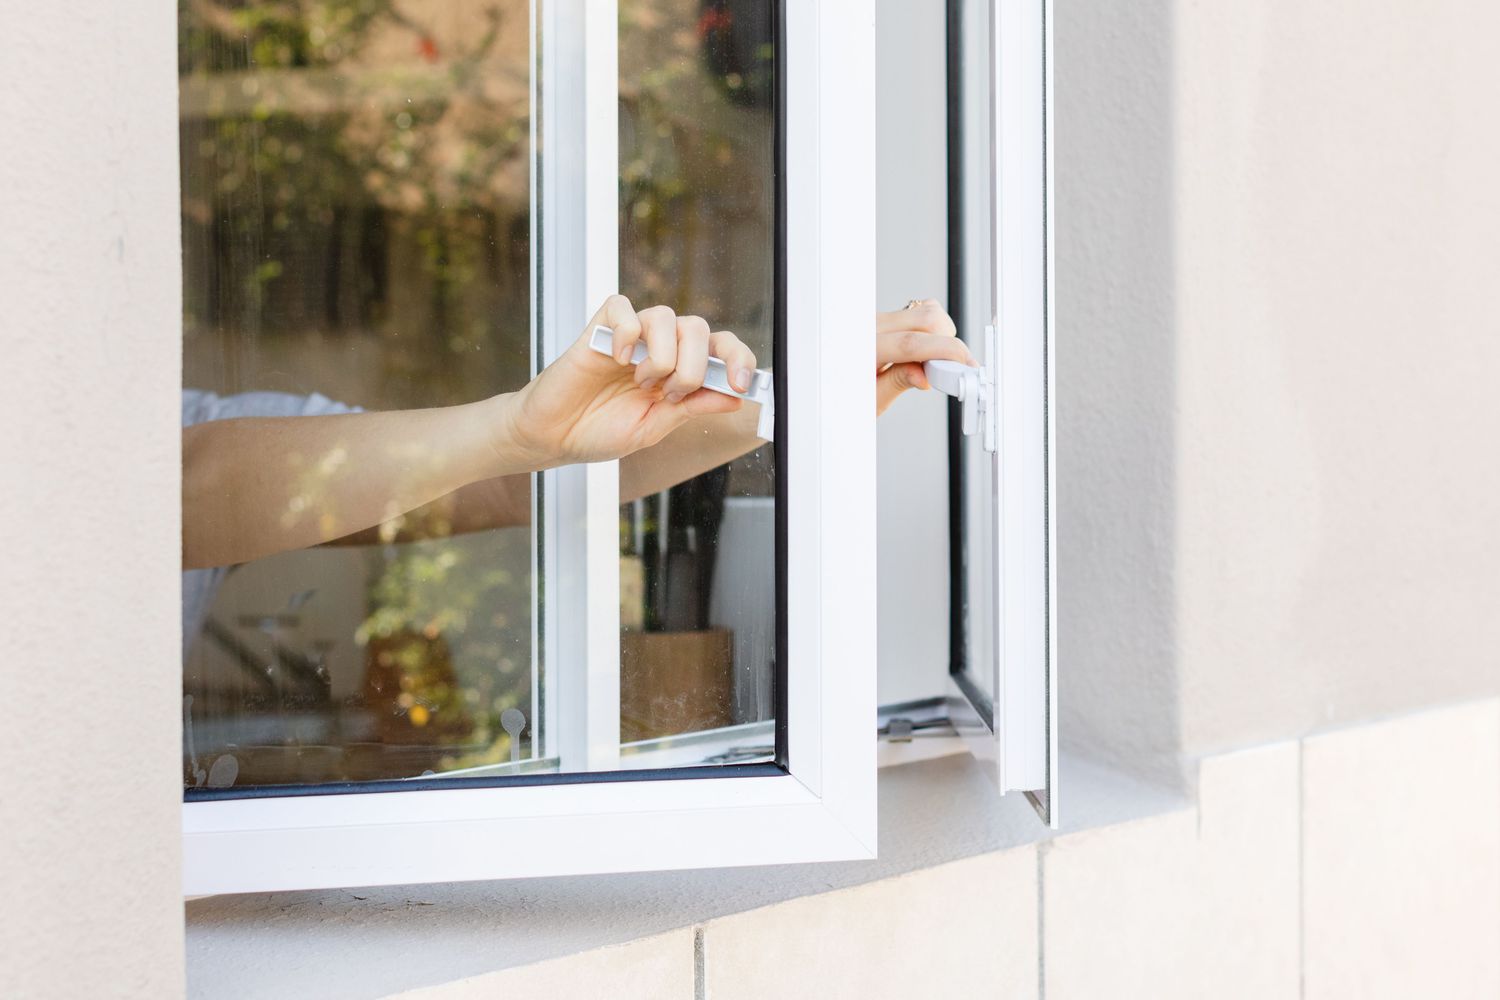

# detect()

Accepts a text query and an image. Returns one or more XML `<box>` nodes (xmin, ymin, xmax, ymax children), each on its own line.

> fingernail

<box><xmin>665</xmin><ymin>391</ymin><xmax>685</xmax><ymax>404</ymax></box>
<box><xmin>617</xmin><ymin>346</ymin><xmax>633</xmax><ymax>363</ymax></box>
<box><xmin>730</xmin><ymin>367</ymin><xmax>750</xmax><ymax>393</ymax></box>
<box><xmin>639</xmin><ymin>377</ymin><xmax>660</xmax><ymax>391</ymax></box>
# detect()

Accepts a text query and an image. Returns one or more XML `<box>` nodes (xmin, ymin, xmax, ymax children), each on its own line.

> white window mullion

<box><xmin>540</xmin><ymin>0</ymin><xmax>621</xmax><ymax>772</ymax></box>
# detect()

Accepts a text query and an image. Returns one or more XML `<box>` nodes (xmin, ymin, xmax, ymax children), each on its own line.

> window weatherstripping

<box><xmin>181</xmin><ymin>0</ymin><xmax>877</xmax><ymax>894</ymax></box>
<box><xmin>939</xmin><ymin>0</ymin><xmax>1057</xmax><ymax>825</ymax></box>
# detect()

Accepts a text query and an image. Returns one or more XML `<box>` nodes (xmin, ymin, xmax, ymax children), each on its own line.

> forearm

<box><xmin>330</xmin><ymin>403</ymin><xmax>755</xmax><ymax>549</ymax></box>
<box><xmin>183</xmin><ymin>396</ymin><xmax>530</xmax><ymax>568</ymax></box>
<box><xmin>619</xmin><ymin>403</ymin><xmax>763</xmax><ymax>502</ymax></box>
<box><xmin>337</xmin><ymin>409</ymin><xmax>757</xmax><ymax>546</ymax></box>
<box><xmin>337</xmin><ymin>403</ymin><xmax>762</xmax><ymax>545</ymax></box>
<box><xmin>324</xmin><ymin>473</ymin><xmax>532</xmax><ymax>547</ymax></box>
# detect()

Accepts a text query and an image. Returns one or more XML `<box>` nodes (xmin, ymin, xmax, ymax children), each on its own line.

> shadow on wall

<box><xmin>1056</xmin><ymin>0</ymin><xmax>1182</xmax><ymax>786</ymax></box>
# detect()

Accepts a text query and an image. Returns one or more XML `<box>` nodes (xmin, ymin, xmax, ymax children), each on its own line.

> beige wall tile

<box><xmin>390</xmin><ymin>930</ymin><xmax>694</xmax><ymax>1000</ymax></box>
<box><xmin>1303</xmin><ymin>700</ymin><xmax>1500</xmax><ymax>999</ymax></box>
<box><xmin>1044</xmin><ymin>743</ymin><xmax>1300</xmax><ymax>999</ymax></box>
<box><xmin>701</xmin><ymin>852</ymin><xmax>1038</xmax><ymax>1000</ymax></box>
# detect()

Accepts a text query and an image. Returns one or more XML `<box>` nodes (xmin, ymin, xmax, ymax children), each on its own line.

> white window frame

<box><xmin>181</xmin><ymin>0</ymin><xmax>876</xmax><ymax>896</ymax></box>
<box><xmin>943</xmin><ymin>0</ymin><xmax>1058</xmax><ymax>825</ymax></box>
<box><xmin>539</xmin><ymin>0</ymin><xmax>623</xmax><ymax>775</ymax></box>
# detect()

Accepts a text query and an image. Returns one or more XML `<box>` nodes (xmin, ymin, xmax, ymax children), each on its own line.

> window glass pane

<box><xmin>616</xmin><ymin>0</ymin><xmax>777</xmax><ymax>761</ymax></box>
<box><xmin>950</xmin><ymin>0</ymin><xmax>996</xmax><ymax>709</ymax></box>
<box><xmin>180</xmin><ymin>0</ymin><xmax>537</xmax><ymax>790</ymax></box>
<box><xmin>179</xmin><ymin>0</ymin><xmax>779</xmax><ymax>791</ymax></box>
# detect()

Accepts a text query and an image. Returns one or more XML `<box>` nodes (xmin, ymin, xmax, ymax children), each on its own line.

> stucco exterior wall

<box><xmin>1054</xmin><ymin>0</ymin><xmax>1184</xmax><ymax>777</ymax></box>
<box><xmin>1058</xmin><ymin>0</ymin><xmax>1500</xmax><ymax>772</ymax></box>
<box><xmin>0</xmin><ymin>3</ymin><xmax>185</xmax><ymax>997</ymax></box>
<box><xmin>1169</xmin><ymin>0</ymin><xmax>1500</xmax><ymax>753</ymax></box>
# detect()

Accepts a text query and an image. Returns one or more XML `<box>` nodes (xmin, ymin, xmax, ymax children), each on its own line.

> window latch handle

<box><xmin>589</xmin><ymin>325</ymin><xmax>775</xmax><ymax>441</ymax></box>
<box><xmin>923</xmin><ymin>324</ymin><xmax>998</xmax><ymax>453</ymax></box>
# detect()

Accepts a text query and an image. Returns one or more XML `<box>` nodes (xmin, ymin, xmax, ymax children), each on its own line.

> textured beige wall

<box><xmin>1061</xmin><ymin>0</ymin><xmax>1500</xmax><ymax>770</ymax></box>
<box><xmin>1173</xmin><ymin>0</ymin><xmax>1500</xmax><ymax>753</ymax></box>
<box><xmin>0</xmin><ymin>3</ymin><xmax>185</xmax><ymax>997</ymax></box>
<box><xmin>1057</xmin><ymin>0</ymin><xmax>1184</xmax><ymax>777</ymax></box>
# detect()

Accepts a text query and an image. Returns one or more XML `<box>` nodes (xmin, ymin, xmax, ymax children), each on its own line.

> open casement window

<box><xmin>180</xmin><ymin>0</ymin><xmax>875</xmax><ymax>895</ymax></box>
<box><xmin>942</xmin><ymin>0</ymin><xmax>1057</xmax><ymax>824</ymax></box>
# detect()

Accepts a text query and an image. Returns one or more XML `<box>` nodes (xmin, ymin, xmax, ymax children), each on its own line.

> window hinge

<box><xmin>877</xmin><ymin>715</ymin><xmax>956</xmax><ymax>742</ymax></box>
<box><xmin>923</xmin><ymin>322</ymin><xmax>998</xmax><ymax>452</ymax></box>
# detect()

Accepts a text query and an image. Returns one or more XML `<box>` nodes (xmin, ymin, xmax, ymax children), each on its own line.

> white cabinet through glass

<box><xmin>179</xmin><ymin>0</ymin><xmax>780</xmax><ymax>796</ymax></box>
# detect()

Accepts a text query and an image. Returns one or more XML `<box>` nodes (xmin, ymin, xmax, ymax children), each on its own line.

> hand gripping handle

<box><xmin>589</xmin><ymin>325</ymin><xmax>776</xmax><ymax>441</ymax></box>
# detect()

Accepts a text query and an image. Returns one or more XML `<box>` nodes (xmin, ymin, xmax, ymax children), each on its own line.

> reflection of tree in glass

<box><xmin>177</xmin><ymin>0</ymin><xmax>780</xmax><ymax>778</ymax></box>
<box><xmin>179</xmin><ymin>1</ymin><xmax>538</xmax><ymax>779</ymax></box>
<box><xmin>617</xmin><ymin>0</ymin><xmax>777</xmax><ymax>675</ymax></box>
<box><xmin>178</xmin><ymin>0</ymin><xmax>531</xmax><ymax>403</ymax></box>
<box><xmin>357</xmin><ymin>535</ymin><xmax>532</xmax><ymax>765</ymax></box>
<box><xmin>620</xmin><ymin>0</ymin><xmax>776</xmax><ymax>352</ymax></box>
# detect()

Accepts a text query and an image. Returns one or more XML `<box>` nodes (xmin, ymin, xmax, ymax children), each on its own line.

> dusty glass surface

<box><xmin>179</xmin><ymin>0</ymin><xmax>537</xmax><ymax>790</ymax></box>
<box><xmin>617</xmin><ymin>0</ymin><xmax>778</xmax><ymax>755</ymax></box>
<box><xmin>179</xmin><ymin>0</ymin><xmax>779</xmax><ymax>791</ymax></box>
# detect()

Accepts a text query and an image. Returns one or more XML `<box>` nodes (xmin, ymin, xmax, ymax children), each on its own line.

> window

<box><xmin>179</xmin><ymin>0</ymin><xmax>553</xmax><ymax>791</ymax></box>
<box><xmin>179</xmin><ymin>0</ymin><xmax>780</xmax><ymax>789</ymax></box>
<box><xmin>943</xmin><ymin>0</ymin><xmax>1057</xmax><ymax>822</ymax></box>
<box><xmin>179</xmin><ymin>0</ymin><xmax>1052</xmax><ymax>895</ymax></box>
<box><xmin>181</xmin><ymin>0</ymin><xmax>877</xmax><ymax>894</ymax></box>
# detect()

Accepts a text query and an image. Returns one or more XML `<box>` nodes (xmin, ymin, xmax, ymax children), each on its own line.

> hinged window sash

<box><xmin>181</xmin><ymin>0</ymin><xmax>878</xmax><ymax>895</ymax></box>
<box><xmin>941</xmin><ymin>0</ymin><xmax>1057</xmax><ymax>826</ymax></box>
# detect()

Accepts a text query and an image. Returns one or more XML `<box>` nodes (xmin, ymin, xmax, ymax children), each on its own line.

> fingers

<box><xmin>874</xmin><ymin>299</ymin><xmax>971</xmax><ymax>374</ymax></box>
<box><xmin>663</xmin><ymin>316</ymin><xmax>710</xmax><ymax>402</ymax></box>
<box><xmin>876</xmin><ymin>361</ymin><xmax>929</xmax><ymax>415</ymax></box>
<box><xmin>584</xmin><ymin>295</ymin><xmax>757</xmax><ymax>399</ymax></box>
<box><xmin>635</xmin><ymin>305</ymin><xmax>679</xmax><ymax>388</ymax></box>
<box><xmin>590</xmin><ymin>294</ymin><xmax>644</xmax><ymax>363</ymax></box>
<box><xmin>637</xmin><ymin>387</ymin><xmax>742</xmax><ymax>446</ymax></box>
<box><xmin>874</xmin><ymin>303</ymin><xmax>960</xmax><ymax>414</ymax></box>
<box><xmin>876</xmin><ymin>328</ymin><xmax>975</xmax><ymax>368</ymax></box>
<box><xmin>679</xmin><ymin>387</ymin><xmax>743</xmax><ymax>418</ymax></box>
<box><xmin>708</xmin><ymin>330</ymin><xmax>757</xmax><ymax>393</ymax></box>
<box><xmin>875</xmin><ymin>299</ymin><xmax>956</xmax><ymax>337</ymax></box>
<box><xmin>644</xmin><ymin>324</ymin><xmax>755</xmax><ymax>440</ymax></box>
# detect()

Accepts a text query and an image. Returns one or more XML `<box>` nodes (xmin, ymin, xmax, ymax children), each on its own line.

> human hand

<box><xmin>504</xmin><ymin>295</ymin><xmax>758</xmax><ymax>468</ymax></box>
<box><xmin>875</xmin><ymin>298</ymin><xmax>974</xmax><ymax>415</ymax></box>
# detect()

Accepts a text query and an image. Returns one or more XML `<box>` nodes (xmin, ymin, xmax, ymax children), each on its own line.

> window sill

<box><xmin>185</xmin><ymin>752</ymin><xmax>1184</xmax><ymax>999</ymax></box>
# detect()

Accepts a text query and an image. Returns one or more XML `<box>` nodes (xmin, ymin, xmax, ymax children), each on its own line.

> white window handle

<box><xmin>589</xmin><ymin>325</ymin><xmax>776</xmax><ymax>441</ymax></box>
<box><xmin>922</xmin><ymin>323</ymin><xmax>998</xmax><ymax>453</ymax></box>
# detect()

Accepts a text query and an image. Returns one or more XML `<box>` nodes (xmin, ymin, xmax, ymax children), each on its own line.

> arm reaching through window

<box><xmin>183</xmin><ymin>297</ymin><xmax>970</xmax><ymax>569</ymax></box>
<box><xmin>182</xmin><ymin>296</ymin><xmax>754</xmax><ymax>569</ymax></box>
<box><xmin>619</xmin><ymin>298</ymin><xmax>972</xmax><ymax>499</ymax></box>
